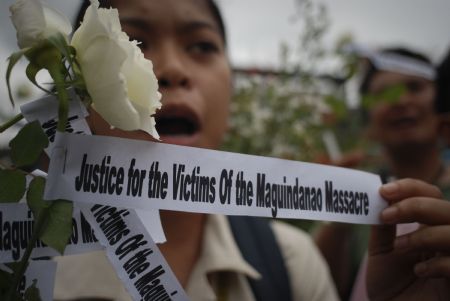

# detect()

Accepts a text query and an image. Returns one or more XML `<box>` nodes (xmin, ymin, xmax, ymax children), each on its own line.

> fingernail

<box><xmin>381</xmin><ymin>182</ymin><xmax>398</xmax><ymax>196</ymax></box>
<box><xmin>414</xmin><ymin>262</ymin><xmax>427</xmax><ymax>277</ymax></box>
<box><xmin>381</xmin><ymin>206</ymin><xmax>399</xmax><ymax>223</ymax></box>
<box><xmin>394</xmin><ymin>235</ymin><xmax>408</xmax><ymax>249</ymax></box>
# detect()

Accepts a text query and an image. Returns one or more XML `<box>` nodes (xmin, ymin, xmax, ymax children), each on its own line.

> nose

<box><xmin>153</xmin><ymin>42</ymin><xmax>191</xmax><ymax>89</ymax></box>
<box><xmin>396</xmin><ymin>90</ymin><xmax>413</xmax><ymax>105</ymax></box>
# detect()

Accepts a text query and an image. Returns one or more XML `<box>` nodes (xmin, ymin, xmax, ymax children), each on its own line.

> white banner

<box><xmin>20</xmin><ymin>96</ymin><xmax>166</xmax><ymax>243</ymax></box>
<box><xmin>0</xmin><ymin>203</ymin><xmax>102</xmax><ymax>263</ymax></box>
<box><xmin>20</xmin><ymin>89</ymin><xmax>90</xmax><ymax>156</ymax></box>
<box><xmin>1</xmin><ymin>260</ymin><xmax>57</xmax><ymax>301</ymax></box>
<box><xmin>45</xmin><ymin>132</ymin><xmax>387</xmax><ymax>224</ymax></box>
<box><xmin>80</xmin><ymin>204</ymin><xmax>188</xmax><ymax>301</ymax></box>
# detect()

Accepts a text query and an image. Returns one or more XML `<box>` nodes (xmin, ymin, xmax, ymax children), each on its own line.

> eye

<box><xmin>406</xmin><ymin>80</ymin><xmax>425</xmax><ymax>93</ymax></box>
<box><xmin>188</xmin><ymin>41</ymin><xmax>219</xmax><ymax>55</ymax></box>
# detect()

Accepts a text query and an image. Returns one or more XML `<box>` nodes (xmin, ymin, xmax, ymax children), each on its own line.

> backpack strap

<box><xmin>228</xmin><ymin>216</ymin><xmax>293</xmax><ymax>301</ymax></box>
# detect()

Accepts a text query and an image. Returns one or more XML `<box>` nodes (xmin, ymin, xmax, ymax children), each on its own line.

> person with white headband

<box><xmin>359</xmin><ymin>47</ymin><xmax>450</xmax><ymax>190</ymax></box>
<box><xmin>315</xmin><ymin>46</ymin><xmax>450</xmax><ymax>300</ymax></box>
<box><xmin>347</xmin><ymin>47</ymin><xmax>450</xmax><ymax>300</ymax></box>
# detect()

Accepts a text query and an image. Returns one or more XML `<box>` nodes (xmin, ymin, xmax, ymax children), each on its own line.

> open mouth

<box><xmin>154</xmin><ymin>105</ymin><xmax>201</xmax><ymax>146</ymax></box>
<box><xmin>389</xmin><ymin>116</ymin><xmax>418</xmax><ymax>128</ymax></box>
<box><xmin>156</xmin><ymin>116</ymin><xmax>199</xmax><ymax>136</ymax></box>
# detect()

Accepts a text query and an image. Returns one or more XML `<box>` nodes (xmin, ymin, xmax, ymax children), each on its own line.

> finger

<box><xmin>369</xmin><ymin>225</ymin><xmax>396</xmax><ymax>256</ymax></box>
<box><xmin>380</xmin><ymin>179</ymin><xmax>443</xmax><ymax>203</ymax></box>
<box><xmin>415</xmin><ymin>256</ymin><xmax>450</xmax><ymax>278</ymax></box>
<box><xmin>394</xmin><ymin>226</ymin><xmax>450</xmax><ymax>252</ymax></box>
<box><xmin>380</xmin><ymin>197</ymin><xmax>450</xmax><ymax>225</ymax></box>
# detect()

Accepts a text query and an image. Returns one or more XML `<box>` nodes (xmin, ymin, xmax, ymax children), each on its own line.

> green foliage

<box><xmin>6</xmin><ymin>50</ymin><xmax>27</xmax><ymax>106</ymax></box>
<box><xmin>47</xmin><ymin>33</ymin><xmax>76</xmax><ymax>75</ymax></box>
<box><xmin>9</xmin><ymin>121</ymin><xmax>49</xmax><ymax>168</ymax></box>
<box><xmin>27</xmin><ymin>177</ymin><xmax>73</xmax><ymax>254</ymax></box>
<box><xmin>26</xmin><ymin>177</ymin><xmax>50</xmax><ymax>215</ymax></box>
<box><xmin>223</xmin><ymin>78</ymin><xmax>329</xmax><ymax>162</ymax></box>
<box><xmin>25</xmin><ymin>63</ymin><xmax>52</xmax><ymax>95</ymax></box>
<box><xmin>0</xmin><ymin>263</ymin><xmax>23</xmax><ymax>301</ymax></box>
<box><xmin>0</xmin><ymin>265</ymin><xmax>42</xmax><ymax>301</ymax></box>
<box><xmin>361</xmin><ymin>84</ymin><xmax>407</xmax><ymax>109</ymax></box>
<box><xmin>324</xmin><ymin>95</ymin><xmax>348</xmax><ymax>120</ymax></box>
<box><xmin>0</xmin><ymin>170</ymin><xmax>26</xmax><ymax>203</ymax></box>
<box><xmin>222</xmin><ymin>0</ymin><xmax>380</xmax><ymax>231</ymax></box>
<box><xmin>1</xmin><ymin>8</ymin><xmax>87</xmax><ymax>301</ymax></box>
<box><xmin>0</xmin><ymin>267</ymin><xmax>13</xmax><ymax>293</ymax></box>
<box><xmin>0</xmin><ymin>176</ymin><xmax>72</xmax><ymax>300</ymax></box>
<box><xmin>40</xmin><ymin>200</ymin><xmax>73</xmax><ymax>254</ymax></box>
<box><xmin>24</xmin><ymin>280</ymin><xmax>41</xmax><ymax>301</ymax></box>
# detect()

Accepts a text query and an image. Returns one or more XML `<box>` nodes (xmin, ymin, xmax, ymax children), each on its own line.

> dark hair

<box><xmin>359</xmin><ymin>47</ymin><xmax>433</xmax><ymax>94</ymax></box>
<box><xmin>436</xmin><ymin>49</ymin><xmax>450</xmax><ymax>113</ymax></box>
<box><xmin>74</xmin><ymin>0</ymin><xmax>227</xmax><ymax>45</ymax></box>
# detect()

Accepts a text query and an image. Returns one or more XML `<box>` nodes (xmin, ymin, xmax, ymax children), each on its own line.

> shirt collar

<box><xmin>186</xmin><ymin>214</ymin><xmax>261</xmax><ymax>300</ymax></box>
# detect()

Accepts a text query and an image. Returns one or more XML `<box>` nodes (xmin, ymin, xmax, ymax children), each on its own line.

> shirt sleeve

<box><xmin>271</xmin><ymin>221</ymin><xmax>339</xmax><ymax>301</ymax></box>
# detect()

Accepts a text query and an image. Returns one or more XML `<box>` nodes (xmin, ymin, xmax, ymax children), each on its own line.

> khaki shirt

<box><xmin>54</xmin><ymin>215</ymin><xmax>338</xmax><ymax>301</ymax></box>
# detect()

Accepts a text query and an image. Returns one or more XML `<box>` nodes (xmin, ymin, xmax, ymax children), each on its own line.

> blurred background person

<box><xmin>315</xmin><ymin>46</ymin><xmax>450</xmax><ymax>300</ymax></box>
<box><xmin>360</xmin><ymin>47</ymin><xmax>450</xmax><ymax>190</ymax></box>
<box><xmin>349</xmin><ymin>46</ymin><xmax>450</xmax><ymax>300</ymax></box>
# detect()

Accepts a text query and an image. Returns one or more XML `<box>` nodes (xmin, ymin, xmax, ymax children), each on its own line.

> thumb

<box><xmin>369</xmin><ymin>224</ymin><xmax>396</xmax><ymax>256</ymax></box>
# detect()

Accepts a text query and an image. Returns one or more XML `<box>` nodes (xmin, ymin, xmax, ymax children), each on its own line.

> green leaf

<box><xmin>26</xmin><ymin>177</ymin><xmax>50</xmax><ymax>216</ymax></box>
<box><xmin>46</xmin><ymin>65</ymin><xmax>69</xmax><ymax>133</ymax></box>
<box><xmin>361</xmin><ymin>94</ymin><xmax>377</xmax><ymax>109</ymax></box>
<box><xmin>324</xmin><ymin>95</ymin><xmax>347</xmax><ymax>119</ymax></box>
<box><xmin>382</xmin><ymin>84</ymin><xmax>406</xmax><ymax>104</ymax></box>
<box><xmin>27</xmin><ymin>177</ymin><xmax>73</xmax><ymax>254</ymax></box>
<box><xmin>68</xmin><ymin>45</ymin><xmax>77</xmax><ymax>56</ymax></box>
<box><xmin>25</xmin><ymin>63</ymin><xmax>53</xmax><ymax>94</ymax></box>
<box><xmin>40</xmin><ymin>200</ymin><xmax>73</xmax><ymax>254</ymax></box>
<box><xmin>0</xmin><ymin>169</ymin><xmax>26</xmax><ymax>203</ymax></box>
<box><xmin>361</xmin><ymin>84</ymin><xmax>407</xmax><ymax>109</ymax></box>
<box><xmin>24</xmin><ymin>279</ymin><xmax>41</xmax><ymax>301</ymax></box>
<box><xmin>5</xmin><ymin>261</ymin><xmax>23</xmax><ymax>274</ymax></box>
<box><xmin>0</xmin><ymin>267</ymin><xmax>13</xmax><ymax>291</ymax></box>
<box><xmin>9</xmin><ymin>121</ymin><xmax>49</xmax><ymax>168</ymax></box>
<box><xmin>6</xmin><ymin>50</ymin><xmax>27</xmax><ymax>107</ymax></box>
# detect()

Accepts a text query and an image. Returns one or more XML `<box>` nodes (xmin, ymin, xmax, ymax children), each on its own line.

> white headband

<box><xmin>346</xmin><ymin>44</ymin><xmax>436</xmax><ymax>80</ymax></box>
<box><xmin>371</xmin><ymin>52</ymin><xmax>435</xmax><ymax>80</ymax></box>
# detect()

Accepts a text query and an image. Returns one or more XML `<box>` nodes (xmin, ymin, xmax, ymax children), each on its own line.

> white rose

<box><xmin>71</xmin><ymin>0</ymin><xmax>161</xmax><ymax>138</ymax></box>
<box><xmin>10</xmin><ymin>0</ymin><xmax>72</xmax><ymax>49</ymax></box>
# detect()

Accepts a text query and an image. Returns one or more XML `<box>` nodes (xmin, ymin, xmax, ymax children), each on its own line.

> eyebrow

<box><xmin>119</xmin><ymin>17</ymin><xmax>220</xmax><ymax>35</ymax></box>
<box><xmin>179</xmin><ymin>21</ymin><xmax>220</xmax><ymax>35</ymax></box>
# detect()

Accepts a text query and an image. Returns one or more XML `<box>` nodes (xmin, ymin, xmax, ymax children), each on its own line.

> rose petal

<box><xmin>41</xmin><ymin>2</ymin><xmax>72</xmax><ymax>39</ymax></box>
<box><xmin>78</xmin><ymin>37</ymin><xmax>141</xmax><ymax>131</ymax></box>
<box><xmin>72</xmin><ymin>0</ymin><xmax>161</xmax><ymax>137</ymax></box>
<box><xmin>10</xmin><ymin>0</ymin><xmax>72</xmax><ymax>49</ymax></box>
<box><xmin>10</xmin><ymin>0</ymin><xmax>46</xmax><ymax>48</ymax></box>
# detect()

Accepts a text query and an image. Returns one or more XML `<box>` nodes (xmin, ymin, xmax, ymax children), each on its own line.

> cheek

<box><xmin>201</xmin><ymin>65</ymin><xmax>231</xmax><ymax>144</ymax></box>
<box><xmin>369</xmin><ymin>105</ymin><xmax>388</xmax><ymax>127</ymax></box>
<box><xmin>205</xmin><ymin>81</ymin><xmax>230</xmax><ymax>128</ymax></box>
<box><xmin>87</xmin><ymin>108</ymin><xmax>157</xmax><ymax>142</ymax></box>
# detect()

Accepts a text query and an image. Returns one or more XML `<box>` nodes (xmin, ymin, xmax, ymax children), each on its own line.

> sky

<box><xmin>220</xmin><ymin>0</ymin><xmax>450</xmax><ymax>66</ymax></box>
<box><xmin>1</xmin><ymin>0</ymin><xmax>450</xmax><ymax>120</ymax></box>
